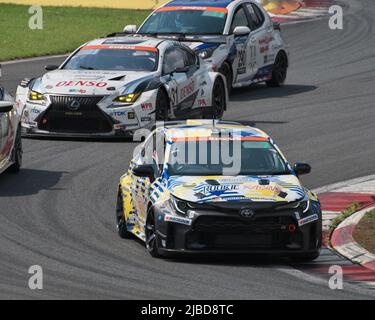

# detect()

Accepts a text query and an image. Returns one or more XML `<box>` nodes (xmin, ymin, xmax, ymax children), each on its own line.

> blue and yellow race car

<box><xmin>116</xmin><ymin>120</ymin><xmax>322</xmax><ymax>260</ymax></box>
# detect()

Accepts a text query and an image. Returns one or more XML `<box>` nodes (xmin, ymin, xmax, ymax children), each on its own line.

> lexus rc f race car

<box><xmin>15</xmin><ymin>36</ymin><xmax>227</xmax><ymax>138</ymax></box>
<box><xmin>116</xmin><ymin>120</ymin><xmax>322</xmax><ymax>260</ymax></box>
<box><xmin>0</xmin><ymin>85</ymin><xmax>22</xmax><ymax>175</ymax></box>
<box><xmin>127</xmin><ymin>0</ymin><xmax>289</xmax><ymax>91</ymax></box>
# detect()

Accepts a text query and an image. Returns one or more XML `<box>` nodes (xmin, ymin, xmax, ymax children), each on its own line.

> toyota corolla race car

<box><xmin>127</xmin><ymin>0</ymin><xmax>289</xmax><ymax>92</ymax></box>
<box><xmin>0</xmin><ymin>85</ymin><xmax>22</xmax><ymax>175</ymax></box>
<box><xmin>116</xmin><ymin>120</ymin><xmax>322</xmax><ymax>261</ymax></box>
<box><xmin>16</xmin><ymin>36</ymin><xmax>227</xmax><ymax>138</ymax></box>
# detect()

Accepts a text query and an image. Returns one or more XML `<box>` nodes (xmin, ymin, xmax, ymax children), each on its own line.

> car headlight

<box><xmin>113</xmin><ymin>93</ymin><xmax>141</xmax><ymax>104</ymax></box>
<box><xmin>28</xmin><ymin>90</ymin><xmax>46</xmax><ymax>101</ymax></box>
<box><xmin>278</xmin><ymin>199</ymin><xmax>310</xmax><ymax>213</ymax></box>
<box><xmin>170</xmin><ymin>195</ymin><xmax>191</xmax><ymax>216</ymax></box>
<box><xmin>198</xmin><ymin>48</ymin><xmax>215</xmax><ymax>60</ymax></box>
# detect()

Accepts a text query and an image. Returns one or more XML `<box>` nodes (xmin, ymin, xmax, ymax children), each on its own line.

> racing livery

<box><xmin>16</xmin><ymin>36</ymin><xmax>227</xmax><ymax>138</ymax></box>
<box><xmin>0</xmin><ymin>85</ymin><xmax>22</xmax><ymax>175</ymax></box>
<box><xmin>116</xmin><ymin>120</ymin><xmax>322</xmax><ymax>260</ymax></box>
<box><xmin>131</xmin><ymin>0</ymin><xmax>289</xmax><ymax>91</ymax></box>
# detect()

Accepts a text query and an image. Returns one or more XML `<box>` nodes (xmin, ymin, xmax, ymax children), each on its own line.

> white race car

<box><xmin>0</xmin><ymin>85</ymin><xmax>22</xmax><ymax>175</ymax></box>
<box><xmin>128</xmin><ymin>0</ymin><xmax>289</xmax><ymax>92</ymax></box>
<box><xmin>16</xmin><ymin>36</ymin><xmax>227</xmax><ymax>138</ymax></box>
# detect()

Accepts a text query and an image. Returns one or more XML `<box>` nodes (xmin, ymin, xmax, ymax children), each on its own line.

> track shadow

<box><xmin>230</xmin><ymin>84</ymin><xmax>318</xmax><ymax>102</ymax></box>
<box><xmin>0</xmin><ymin>168</ymin><xmax>66</xmax><ymax>197</ymax></box>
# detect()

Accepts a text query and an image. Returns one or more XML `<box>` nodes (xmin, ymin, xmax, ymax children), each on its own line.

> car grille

<box><xmin>186</xmin><ymin>215</ymin><xmax>300</xmax><ymax>250</ymax></box>
<box><xmin>193</xmin><ymin>216</ymin><xmax>294</xmax><ymax>233</ymax></box>
<box><xmin>38</xmin><ymin>95</ymin><xmax>112</xmax><ymax>134</ymax></box>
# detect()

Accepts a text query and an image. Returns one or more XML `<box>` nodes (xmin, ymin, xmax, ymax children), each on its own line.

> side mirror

<box><xmin>45</xmin><ymin>65</ymin><xmax>59</xmax><ymax>71</ymax></box>
<box><xmin>173</xmin><ymin>66</ymin><xmax>190</xmax><ymax>74</ymax></box>
<box><xmin>273</xmin><ymin>22</ymin><xmax>281</xmax><ymax>31</ymax></box>
<box><xmin>132</xmin><ymin>164</ymin><xmax>155</xmax><ymax>179</ymax></box>
<box><xmin>294</xmin><ymin>163</ymin><xmax>311</xmax><ymax>176</ymax></box>
<box><xmin>0</xmin><ymin>101</ymin><xmax>14</xmax><ymax>113</ymax></box>
<box><xmin>123</xmin><ymin>25</ymin><xmax>137</xmax><ymax>34</ymax></box>
<box><xmin>233</xmin><ymin>26</ymin><xmax>251</xmax><ymax>36</ymax></box>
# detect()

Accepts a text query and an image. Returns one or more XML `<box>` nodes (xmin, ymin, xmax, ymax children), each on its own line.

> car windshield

<box><xmin>63</xmin><ymin>45</ymin><xmax>158</xmax><ymax>71</ymax></box>
<box><xmin>168</xmin><ymin>139</ymin><xmax>290</xmax><ymax>176</ymax></box>
<box><xmin>139</xmin><ymin>8</ymin><xmax>227</xmax><ymax>35</ymax></box>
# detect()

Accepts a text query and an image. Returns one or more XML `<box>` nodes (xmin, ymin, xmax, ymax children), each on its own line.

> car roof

<box><xmin>161</xmin><ymin>120</ymin><xmax>270</xmax><ymax>141</ymax></box>
<box><xmin>85</xmin><ymin>36</ymin><xmax>165</xmax><ymax>49</ymax></box>
<box><xmin>164</xmin><ymin>0</ymin><xmax>235</xmax><ymax>8</ymax></box>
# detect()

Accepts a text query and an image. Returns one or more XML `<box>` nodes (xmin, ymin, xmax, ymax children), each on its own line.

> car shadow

<box><xmin>0</xmin><ymin>168</ymin><xmax>66</xmax><ymax>197</ymax></box>
<box><xmin>164</xmin><ymin>253</ymin><xmax>292</xmax><ymax>267</ymax></box>
<box><xmin>23</xmin><ymin>136</ymin><xmax>136</xmax><ymax>143</ymax></box>
<box><xmin>230</xmin><ymin>84</ymin><xmax>318</xmax><ymax>102</ymax></box>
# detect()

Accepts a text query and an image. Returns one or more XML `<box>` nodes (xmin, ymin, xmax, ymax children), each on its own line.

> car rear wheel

<box><xmin>266</xmin><ymin>52</ymin><xmax>288</xmax><ymax>87</ymax></box>
<box><xmin>116</xmin><ymin>191</ymin><xmax>132</xmax><ymax>239</ymax></box>
<box><xmin>8</xmin><ymin>127</ymin><xmax>22</xmax><ymax>174</ymax></box>
<box><xmin>155</xmin><ymin>89</ymin><xmax>169</xmax><ymax>121</ymax></box>
<box><xmin>145</xmin><ymin>210</ymin><xmax>162</xmax><ymax>258</ymax></box>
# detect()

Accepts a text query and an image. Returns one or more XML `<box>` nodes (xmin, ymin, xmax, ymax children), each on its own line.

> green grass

<box><xmin>0</xmin><ymin>4</ymin><xmax>150</xmax><ymax>61</ymax></box>
<box><xmin>330</xmin><ymin>202</ymin><xmax>362</xmax><ymax>231</ymax></box>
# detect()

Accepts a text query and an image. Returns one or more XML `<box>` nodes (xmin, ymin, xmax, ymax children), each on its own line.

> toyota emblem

<box><xmin>68</xmin><ymin>100</ymin><xmax>81</xmax><ymax>111</ymax></box>
<box><xmin>240</xmin><ymin>208</ymin><xmax>255</xmax><ymax>219</ymax></box>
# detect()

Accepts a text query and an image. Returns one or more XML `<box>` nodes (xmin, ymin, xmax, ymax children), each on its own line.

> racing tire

<box><xmin>266</xmin><ymin>52</ymin><xmax>288</xmax><ymax>88</ymax></box>
<box><xmin>155</xmin><ymin>89</ymin><xmax>169</xmax><ymax>122</ymax></box>
<box><xmin>145</xmin><ymin>209</ymin><xmax>163</xmax><ymax>258</ymax></box>
<box><xmin>290</xmin><ymin>251</ymin><xmax>320</xmax><ymax>263</ymax></box>
<box><xmin>116</xmin><ymin>191</ymin><xmax>132</xmax><ymax>239</ymax></box>
<box><xmin>219</xmin><ymin>62</ymin><xmax>233</xmax><ymax>95</ymax></box>
<box><xmin>203</xmin><ymin>78</ymin><xmax>226</xmax><ymax>120</ymax></box>
<box><xmin>8</xmin><ymin>127</ymin><xmax>22</xmax><ymax>174</ymax></box>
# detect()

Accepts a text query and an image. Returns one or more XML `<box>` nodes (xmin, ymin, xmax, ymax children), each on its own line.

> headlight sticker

<box><xmin>164</xmin><ymin>215</ymin><xmax>192</xmax><ymax>226</ymax></box>
<box><xmin>298</xmin><ymin>214</ymin><xmax>319</xmax><ymax>227</ymax></box>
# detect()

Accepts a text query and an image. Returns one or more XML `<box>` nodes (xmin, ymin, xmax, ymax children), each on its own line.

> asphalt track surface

<box><xmin>1</xmin><ymin>0</ymin><xmax>375</xmax><ymax>299</ymax></box>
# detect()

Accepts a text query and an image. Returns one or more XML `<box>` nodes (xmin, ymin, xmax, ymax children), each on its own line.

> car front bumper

<box><xmin>154</xmin><ymin>206</ymin><xmax>322</xmax><ymax>256</ymax></box>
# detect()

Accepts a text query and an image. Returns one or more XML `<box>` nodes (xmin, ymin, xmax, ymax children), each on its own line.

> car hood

<box><xmin>168</xmin><ymin>175</ymin><xmax>306</xmax><ymax>203</ymax></box>
<box><xmin>37</xmin><ymin>70</ymin><xmax>152</xmax><ymax>96</ymax></box>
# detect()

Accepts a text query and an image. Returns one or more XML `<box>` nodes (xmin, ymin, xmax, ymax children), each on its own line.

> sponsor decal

<box><xmin>45</xmin><ymin>85</ymin><xmax>53</xmax><ymax>90</ymax></box>
<box><xmin>30</xmin><ymin>108</ymin><xmax>41</xmax><ymax>114</ymax></box>
<box><xmin>298</xmin><ymin>214</ymin><xmax>319</xmax><ymax>227</ymax></box>
<box><xmin>164</xmin><ymin>215</ymin><xmax>192</xmax><ymax>226</ymax></box>
<box><xmin>141</xmin><ymin>116</ymin><xmax>152</xmax><ymax>122</ymax></box>
<box><xmin>69</xmin><ymin>89</ymin><xmax>87</xmax><ymax>94</ymax></box>
<box><xmin>237</xmin><ymin>48</ymin><xmax>246</xmax><ymax>74</ymax></box>
<box><xmin>203</xmin><ymin>184</ymin><xmax>237</xmax><ymax>194</ymax></box>
<box><xmin>111</xmin><ymin>111</ymin><xmax>127</xmax><ymax>117</ymax></box>
<box><xmin>141</xmin><ymin>103</ymin><xmax>153</xmax><ymax>110</ymax></box>
<box><xmin>158</xmin><ymin>6</ymin><xmax>228</xmax><ymax>13</ymax></box>
<box><xmin>56</xmin><ymin>81</ymin><xmax>108</xmax><ymax>88</ymax></box>
<box><xmin>198</xmin><ymin>99</ymin><xmax>207</xmax><ymax>107</ymax></box>
<box><xmin>260</xmin><ymin>46</ymin><xmax>269</xmax><ymax>54</ymax></box>
<box><xmin>259</xmin><ymin>36</ymin><xmax>274</xmax><ymax>45</ymax></box>
<box><xmin>180</xmin><ymin>79</ymin><xmax>196</xmax><ymax>101</ymax></box>
<box><xmin>81</xmin><ymin>45</ymin><xmax>157</xmax><ymax>52</ymax></box>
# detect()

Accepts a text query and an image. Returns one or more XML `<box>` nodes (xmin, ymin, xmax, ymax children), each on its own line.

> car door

<box><xmin>244</xmin><ymin>2</ymin><xmax>270</xmax><ymax>80</ymax></box>
<box><xmin>130</xmin><ymin>133</ymin><xmax>157</xmax><ymax>228</ymax></box>
<box><xmin>230</xmin><ymin>4</ymin><xmax>257</xmax><ymax>85</ymax></box>
<box><xmin>162</xmin><ymin>46</ymin><xmax>199</xmax><ymax>117</ymax></box>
